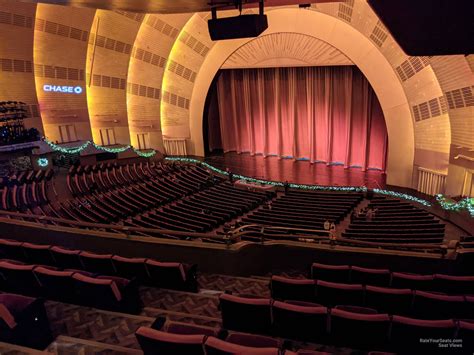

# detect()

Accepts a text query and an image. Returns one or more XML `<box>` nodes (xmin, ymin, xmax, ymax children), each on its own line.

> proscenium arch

<box><xmin>188</xmin><ymin>8</ymin><xmax>415</xmax><ymax>188</ymax></box>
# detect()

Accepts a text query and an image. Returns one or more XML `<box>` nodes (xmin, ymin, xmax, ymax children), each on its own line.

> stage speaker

<box><xmin>368</xmin><ymin>0</ymin><xmax>474</xmax><ymax>55</ymax></box>
<box><xmin>208</xmin><ymin>14</ymin><xmax>268</xmax><ymax>41</ymax></box>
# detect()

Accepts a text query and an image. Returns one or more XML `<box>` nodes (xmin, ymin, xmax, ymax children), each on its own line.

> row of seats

<box><xmin>271</xmin><ymin>275</ymin><xmax>474</xmax><ymax>319</ymax></box>
<box><xmin>0</xmin><ymin>293</ymin><xmax>52</xmax><ymax>350</ymax></box>
<box><xmin>242</xmin><ymin>190</ymin><xmax>362</xmax><ymax>232</ymax></box>
<box><xmin>345</xmin><ymin>197</ymin><xmax>445</xmax><ymax>243</ymax></box>
<box><xmin>0</xmin><ymin>238</ymin><xmax>197</xmax><ymax>291</ymax></box>
<box><xmin>310</xmin><ymin>262</ymin><xmax>474</xmax><ymax>294</ymax></box>
<box><xmin>136</xmin><ymin>320</ymin><xmax>321</xmax><ymax>355</ymax></box>
<box><xmin>0</xmin><ymin>259</ymin><xmax>141</xmax><ymax>313</ymax></box>
<box><xmin>219</xmin><ymin>293</ymin><xmax>474</xmax><ymax>352</ymax></box>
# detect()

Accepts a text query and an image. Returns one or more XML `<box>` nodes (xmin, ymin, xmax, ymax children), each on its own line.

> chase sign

<box><xmin>43</xmin><ymin>85</ymin><xmax>83</xmax><ymax>94</ymax></box>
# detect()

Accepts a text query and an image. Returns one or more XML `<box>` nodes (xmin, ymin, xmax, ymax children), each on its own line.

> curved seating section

<box><xmin>344</xmin><ymin>197</ymin><xmax>446</xmax><ymax>243</ymax></box>
<box><xmin>270</xmin><ymin>275</ymin><xmax>474</xmax><ymax>319</ymax></box>
<box><xmin>218</xmin><ymin>294</ymin><xmax>472</xmax><ymax>353</ymax></box>
<box><xmin>310</xmin><ymin>262</ymin><xmax>474</xmax><ymax>294</ymax></box>
<box><xmin>241</xmin><ymin>190</ymin><xmax>362</xmax><ymax>233</ymax></box>
<box><xmin>1</xmin><ymin>169</ymin><xmax>53</xmax><ymax>212</ymax></box>
<box><xmin>0</xmin><ymin>293</ymin><xmax>52</xmax><ymax>350</ymax></box>
<box><xmin>0</xmin><ymin>238</ymin><xmax>198</xmax><ymax>292</ymax></box>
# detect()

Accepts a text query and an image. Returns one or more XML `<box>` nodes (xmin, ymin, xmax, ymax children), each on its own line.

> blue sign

<box><xmin>43</xmin><ymin>84</ymin><xmax>83</xmax><ymax>94</ymax></box>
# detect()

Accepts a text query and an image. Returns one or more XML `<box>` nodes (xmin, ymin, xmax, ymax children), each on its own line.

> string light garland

<box><xmin>436</xmin><ymin>194</ymin><xmax>474</xmax><ymax>217</ymax></box>
<box><xmin>44</xmin><ymin>139</ymin><xmax>157</xmax><ymax>158</ymax></box>
<box><xmin>166</xmin><ymin>157</ymin><xmax>472</xmax><ymax>217</ymax></box>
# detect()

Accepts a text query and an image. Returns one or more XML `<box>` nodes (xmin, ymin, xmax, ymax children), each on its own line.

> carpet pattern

<box><xmin>198</xmin><ymin>273</ymin><xmax>271</xmax><ymax>297</ymax></box>
<box><xmin>45</xmin><ymin>301</ymin><xmax>152</xmax><ymax>350</ymax></box>
<box><xmin>140</xmin><ymin>287</ymin><xmax>220</xmax><ymax>318</ymax></box>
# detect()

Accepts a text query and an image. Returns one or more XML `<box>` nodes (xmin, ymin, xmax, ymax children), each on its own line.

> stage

<box><xmin>202</xmin><ymin>152</ymin><xmax>386</xmax><ymax>189</ymax></box>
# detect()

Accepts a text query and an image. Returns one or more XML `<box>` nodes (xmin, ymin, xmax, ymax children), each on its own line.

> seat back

<box><xmin>112</xmin><ymin>255</ymin><xmax>149</xmax><ymax>282</ymax></box>
<box><xmin>311</xmin><ymin>263</ymin><xmax>350</xmax><ymax>283</ymax></box>
<box><xmin>204</xmin><ymin>336</ymin><xmax>279</xmax><ymax>355</ymax></box>
<box><xmin>135</xmin><ymin>326</ymin><xmax>205</xmax><ymax>355</ymax></box>
<box><xmin>391</xmin><ymin>272</ymin><xmax>433</xmax><ymax>290</ymax></box>
<box><xmin>50</xmin><ymin>246</ymin><xmax>82</xmax><ymax>269</ymax></box>
<box><xmin>0</xmin><ymin>239</ymin><xmax>25</xmax><ymax>261</ymax></box>
<box><xmin>270</xmin><ymin>276</ymin><xmax>315</xmax><ymax>302</ymax></box>
<box><xmin>219</xmin><ymin>294</ymin><xmax>272</xmax><ymax>335</ymax></box>
<box><xmin>316</xmin><ymin>280</ymin><xmax>364</xmax><ymax>307</ymax></box>
<box><xmin>34</xmin><ymin>267</ymin><xmax>75</xmax><ymax>302</ymax></box>
<box><xmin>350</xmin><ymin>266</ymin><xmax>391</xmax><ymax>287</ymax></box>
<box><xmin>390</xmin><ymin>316</ymin><xmax>456</xmax><ymax>353</ymax></box>
<box><xmin>0</xmin><ymin>261</ymin><xmax>40</xmax><ymax>295</ymax></box>
<box><xmin>457</xmin><ymin>321</ymin><xmax>474</xmax><ymax>352</ymax></box>
<box><xmin>433</xmin><ymin>274</ymin><xmax>474</xmax><ymax>295</ymax></box>
<box><xmin>365</xmin><ymin>286</ymin><xmax>413</xmax><ymax>316</ymax></box>
<box><xmin>72</xmin><ymin>273</ymin><xmax>121</xmax><ymax>310</ymax></box>
<box><xmin>413</xmin><ymin>291</ymin><xmax>466</xmax><ymax>320</ymax></box>
<box><xmin>272</xmin><ymin>301</ymin><xmax>328</xmax><ymax>342</ymax></box>
<box><xmin>330</xmin><ymin>308</ymin><xmax>390</xmax><ymax>349</ymax></box>
<box><xmin>22</xmin><ymin>243</ymin><xmax>54</xmax><ymax>266</ymax></box>
<box><xmin>145</xmin><ymin>260</ymin><xmax>187</xmax><ymax>290</ymax></box>
<box><xmin>79</xmin><ymin>251</ymin><xmax>115</xmax><ymax>275</ymax></box>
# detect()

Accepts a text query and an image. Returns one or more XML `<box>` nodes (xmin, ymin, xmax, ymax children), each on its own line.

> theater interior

<box><xmin>0</xmin><ymin>0</ymin><xmax>473</xmax><ymax>354</ymax></box>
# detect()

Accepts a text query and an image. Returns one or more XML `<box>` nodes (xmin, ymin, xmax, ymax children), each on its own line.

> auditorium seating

<box><xmin>0</xmin><ymin>293</ymin><xmax>52</xmax><ymax>350</ymax></box>
<box><xmin>0</xmin><ymin>238</ymin><xmax>197</xmax><ymax>292</ymax></box>
<box><xmin>218</xmin><ymin>294</ymin><xmax>470</xmax><ymax>351</ymax></box>
<box><xmin>344</xmin><ymin>197</ymin><xmax>446</xmax><ymax>243</ymax></box>
<box><xmin>270</xmin><ymin>275</ymin><xmax>474</xmax><ymax>319</ymax></box>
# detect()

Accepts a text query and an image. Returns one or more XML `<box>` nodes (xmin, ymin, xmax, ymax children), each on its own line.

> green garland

<box><xmin>166</xmin><ymin>157</ymin><xmax>473</xmax><ymax>216</ymax></box>
<box><xmin>436</xmin><ymin>194</ymin><xmax>474</xmax><ymax>217</ymax></box>
<box><xmin>44</xmin><ymin>139</ymin><xmax>156</xmax><ymax>158</ymax></box>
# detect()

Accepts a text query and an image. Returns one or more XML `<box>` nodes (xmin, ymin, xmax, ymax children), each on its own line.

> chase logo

<box><xmin>43</xmin><ymin>85</ymin><xmax>83</xmax><ymax>94</ymax></box>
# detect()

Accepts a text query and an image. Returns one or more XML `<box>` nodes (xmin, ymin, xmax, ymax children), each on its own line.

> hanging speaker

<box><xmin>208</xmin><ymin>14</ymin><xmax>268</xmax><ymax>41</ymax></box>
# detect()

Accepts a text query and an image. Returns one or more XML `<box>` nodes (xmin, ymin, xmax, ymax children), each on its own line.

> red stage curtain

<box><xmin>214</xmin><ymin>66</ymin><xmax>388</xmax><ymax>171</ymax></box>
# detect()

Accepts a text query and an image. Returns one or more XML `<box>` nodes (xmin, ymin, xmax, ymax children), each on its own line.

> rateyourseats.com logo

<box><xmin>43</xmin><ymin>85</ymin><xmax>83</xmax><ymax>94</ymax></box>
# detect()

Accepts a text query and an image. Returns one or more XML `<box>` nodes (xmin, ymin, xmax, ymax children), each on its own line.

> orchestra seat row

<box><xmin>0</xmin><ymin>238</ymin><xmax>197</xmax><ymax>292</ymax></box>
<box><xmin>310</xmin><ymin>262</ymin><xmax>474</xmax><ymax>294</ymax></box>
<box><xmin>135</xmin><ymin>319</ymin><xmax>335</xmax><ymax>355</ymax></box>
<box><xmin>218</xmin><ymin>293</ymin><xmax>474</xmax><ymax>353</ymax></box>
<box><xmin>0</xmin><ymin>293</ymin><xmax>52</xmax><ymax>350</ymax></box>
<box><xmin>270</xmin><ymin>276</ymin><xmax>474</xmax><ymax>319</ymax></box>
<box><xmin>0</xmin><ymin>260</ymin><xmax>141</xmax><ymax>314</ymax></box>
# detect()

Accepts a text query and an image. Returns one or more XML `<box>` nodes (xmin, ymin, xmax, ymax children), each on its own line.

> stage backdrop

<box><xmin>207</xmin><ymin>66</ymin><xmax>388</xmax><ymax>171</ymax></box>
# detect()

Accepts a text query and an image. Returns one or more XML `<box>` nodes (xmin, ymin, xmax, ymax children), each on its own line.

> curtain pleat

<box><xmin>216</xmin><ymin>66</ymin><xmax>388</xmax><ymax>171</ymax></box>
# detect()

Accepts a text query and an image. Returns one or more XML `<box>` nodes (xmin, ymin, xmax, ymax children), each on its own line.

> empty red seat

<box><xmin>350</xmin><ymin>266</ymin><xmax>391</xmax><ymax>287</ymax></box>
<box><xmin>391</xmin><ymin>272</ymin><xmax>433</xmax><ymax>291</ymax></box>
<box><xmin>316</xmin><ymin>280</ymin><xmax>364</xmax><ymax>307</ymax></box>
<box><xmin>165</xmin><ymin>321</ymin><xmax>219</xmax><ymax>337</ymax></box>
<box><xmin>311</xmin><ymin>263</ymin><xmax>350</xmax><ymax>283</ymax></box>
<box><xmin>204</xmin><ymin>336</ymin><xmax>279</xmax><ymax>355</ymax></box>
<box><xmin>270</xmin><ymin>275</ymin><xmax>316</xmax><ymax>302</ymax></box>
<box><xmin>225</xmin><ymin>332</ymin><xmax>281</xmax><ymax>349</ymax></box>
<box><xmin>390</xmin><ymin>316</ymin><xmax>456</xmax><ymax>353</ymax></box>
<box><xmin>272</xmin><ymin>300</ymin><xmax>328</xmax><ymax>342</ymax></box>
<box><xmin>330</xmin><ymin>308</ymin><xmax>390</xmax><ymax>349</ymax></box>
<box><xmin>112</xmin><ymin>255</ymin><xmax>149</xmax><ymax>283</ymax></box>
<box><xmin>0</xmin><ymin>239</ymin><xmax>25</xmax><ymax>261</ymax></box>
<box><xmin>22</xmin><ymin>243</ymin><xmax>54</xmax><ymax>266</ymax></box>
<box><xmin>219</xmin><ymin>294</ymin><xmax>272</xmax><ymax>335</ymax></box>
<box><xmin>50</xmin><ymin>246</ymin><xmax>82</xmax><ymax>270</ymax></box>
<box><xmin>34</xmin><ymin>267</ymin><xmax>76</xmax><ymax>302</ymax></box>
<box><xmin>0</xmin><ymin>293</ymin><xmax>53</xmax><ymax>349</ymax></box>
<box><xmin>79</xmin><ymin>251</ymin><xmax>115</xmax><ymax>275</ymax></box>
<box><xmin>433</xmin><ymin>274</ymin><xmax>474</xmax><ymax>295</ymax></box>
<box><xmin>145</xmin><ymin>259</ymin><xmax>197</xmax><ymax>291</ymax></box>
<box><xmin>135</xmin><ymin>326</ymin><xmax>205</xmax><ymax>355</ymax></box>
<box><xmin>413</xmin><ymin>291</ymin><xmax>466</xmax><ymax>320</ymax></box>
<box><xmin>365</xmin><ymin>285</ymin><xmax>413</xmax><ymax>315</ymax></box>
<box><xmin>0</xmin><ymin>261</ymin><xmax>40</xmax><ymax>296</ymax></box>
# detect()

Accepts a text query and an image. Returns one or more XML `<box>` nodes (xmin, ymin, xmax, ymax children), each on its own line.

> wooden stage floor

<box><xmin>202</xmin><ymin>153</ymin><xmax>386</xmax><ymax>189</ymax></box>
